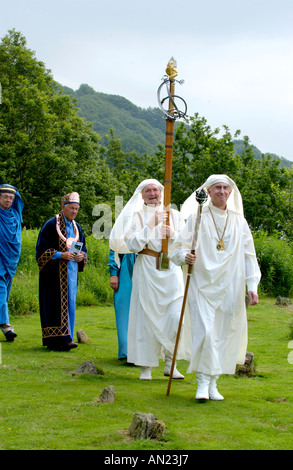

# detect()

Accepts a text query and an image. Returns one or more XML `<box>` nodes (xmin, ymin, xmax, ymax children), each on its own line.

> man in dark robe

<box><xmin>0</xmin><ymin>184</ymin><xmax>24</xmax><ymax>341</ymax></box>
<box><xmin>36</xmin><ymin>192</ymin><xmax>87</xmax><ymax>351</ymax></box>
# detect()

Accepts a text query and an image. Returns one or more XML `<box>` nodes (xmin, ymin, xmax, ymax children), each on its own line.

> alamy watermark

<box><xmin>91</xmin><ymin>196</ymin><xmax>190</xmax><ymax>240</ymax></box>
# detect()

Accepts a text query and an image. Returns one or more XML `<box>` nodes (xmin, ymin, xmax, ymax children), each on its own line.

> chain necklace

<box><xmin>208</xmin><ymin>207</ymin><xmax>229</xmax><ymax>251</ymax></box>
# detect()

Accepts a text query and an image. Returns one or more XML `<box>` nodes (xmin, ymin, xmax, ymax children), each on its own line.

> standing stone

<box><xmin>76</xmin><ymin>360</ymin><xmax>97</xmax><ymax>375</ymax></box>
<box><xmin>275</xmin><ymin>296</ymin><xmax>291</xmax><ymax>306</ymax></box>
<box><xmin>128</xmin><ymin>412</ymin><xmax>165</xmax><ymax>440</ymax></box>
<box><xmin>99</xmin><ymin>385</ymin><xmax>115</xmax><ymax>403</ymax></box>
<box><xmin>236</xmin><ymin>352</ymin><xmax>255</xmax><ymax>375</ymax></box>
<box><xmin>76</xmin><ymin>329</ymin><xmax>89</xmax><ymax>343</ymax></box>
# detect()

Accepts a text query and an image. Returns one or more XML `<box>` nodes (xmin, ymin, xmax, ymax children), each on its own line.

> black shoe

<box><xmin>5</xmin><ymin>330</ymin><xmax>17</xmax><ymax>342</ymax></box>
<box><xmin>47</xmin><ymin>341</ymin><xmax>77</xmax><ymax>351</ymax></box>
<box><xmin>65</xmin><ymin>341</ymin><xmax>78</xmax><ymax>350</ymax></box>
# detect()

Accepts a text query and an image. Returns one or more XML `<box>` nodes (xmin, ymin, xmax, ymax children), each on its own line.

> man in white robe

<box><xmin>109</xmin><ymin>179</ymin><xmax>189</xmax><ymax>380</ymax></box>
<box><xmin>169</xmin><ymin>175</ymin><xmax>261</xmax><ymax>400</ymax></box>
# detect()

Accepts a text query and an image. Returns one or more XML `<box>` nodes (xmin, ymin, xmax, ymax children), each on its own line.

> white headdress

<box><xmin>109</xmin><ymin>179</ymin><xmax>164</xmax><ymax>254</ymax></box>
<box><xmin>180</xmin><ymin>174</ymin><xmax>243</xmax><ymax>220</ymax></box>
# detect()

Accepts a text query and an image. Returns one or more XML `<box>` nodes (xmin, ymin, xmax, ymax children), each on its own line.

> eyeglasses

<box><xmin>0</xmin><ymin>194</ymin><xmax>15</xmax><ymax>201</ymax></box>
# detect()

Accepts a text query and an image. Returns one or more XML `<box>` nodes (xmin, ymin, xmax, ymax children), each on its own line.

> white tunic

<box><xmin>169</xmin><ymin>202</ymin><xmax>261</xmax><ymax>375</ymax></box>
<box><xmin>125</xmin><ymin>204</ymin><xmax>190</xmax><ymax>367</ymax></box>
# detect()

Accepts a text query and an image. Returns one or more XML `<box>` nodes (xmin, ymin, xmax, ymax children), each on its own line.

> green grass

<box><xmin>0</xmin><ymin>298</ymin><xmax>292</xmax><ymax>450</ymax></box>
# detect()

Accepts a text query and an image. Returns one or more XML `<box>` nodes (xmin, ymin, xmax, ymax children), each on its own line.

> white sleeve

<box><xmin>124</xmin><ymin>212</ymin><xmax>156</xmax><ymax>253</ymax></box>
<box><xmin>169</xmin><ymin>214</ymin><xmax>195</xmax><ymax>266</ymax></box>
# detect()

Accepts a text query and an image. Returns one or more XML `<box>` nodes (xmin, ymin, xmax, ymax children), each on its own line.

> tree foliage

<box><xmin>1</xmin><ymin>29</ymin><xmax>293</xmax><ymax>247</ymax></box>
<box><xmin>0</xmin><ymin>30</ymin><xmax>120</xmax><ymax>232</ymax></box>
<box><xmin>66</xmin><ymin>83</ymin><xmax>166</xmax><ymax>156</ymax></box>
<box><xmin>143</xmin><ymin>117</ymin><xmax>293</xmax><ymax>241</ymax></box>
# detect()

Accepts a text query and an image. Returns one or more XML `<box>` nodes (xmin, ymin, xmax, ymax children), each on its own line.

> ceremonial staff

<box><xmin>157</xmin><ymin>58</ymin><xmax>187</xmax><ymax>270</ymax></box>
<box><xmin>166</xmin><ymin>188</ymin><xmax>207</xmax><ymax>396</ymax></box>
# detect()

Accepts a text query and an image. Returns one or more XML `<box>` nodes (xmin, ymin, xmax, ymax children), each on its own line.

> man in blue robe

<box><xmin>36</xmin><ymin>192</ymin><xmax>87</xmax><ymax>351</ymax></box>
<box><xmin>108</xmin><ymin>250</ymin><xmax>136</xmax><ymax>360</ymax></box>
<box><xmin>0</xmin><ymin>184</ymin><xmax>24</xmax><ymax>342</ymax></box>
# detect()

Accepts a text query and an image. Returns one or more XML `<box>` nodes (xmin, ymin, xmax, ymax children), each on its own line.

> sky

<box><xmin>1</xmin><ymin>0</ymin><xmax>293</xmax><ymax>160</ymax></box>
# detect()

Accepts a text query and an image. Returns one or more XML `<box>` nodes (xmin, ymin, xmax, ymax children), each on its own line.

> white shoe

<box><xmin>195</xmin><ymin>372</ymin><xmax>210</xmax><ymax>400</ymax></box>
<box><xmin>164</xmin><ymin>354</ymin><xmax>184</xmax><ymax>379</ymax></box>
<box><xmin>140</xmin><ymin>367</ymin><xmax>152</xmax><ymax>380</ymax></box>
<box><xmin>164</xmin><ymin>364</ymin><xmax>184</xmax><ymax>379</ymax></box>
<box><xmin>209</xmin><ymin>376</ymin><xmax>224</xmax><ymax>400</ymax></box>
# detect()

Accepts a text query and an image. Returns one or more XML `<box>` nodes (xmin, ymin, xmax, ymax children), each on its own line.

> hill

<box><xmin>63</xmin><ymin>84</ymin><xmax>291</xmax><ymax>167</ymax></box>
<box><xmin>62</xmin><ymin>83</ymin><xmax>166</xmax><ymax>156</ymax></box>
<box><xmin>233</xmin><ymin>140</ymin><xmax>292</xmax><ymax>168</ymax></box>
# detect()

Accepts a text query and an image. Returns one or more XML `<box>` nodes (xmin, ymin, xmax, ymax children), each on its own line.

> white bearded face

<box><xmin>141</xmin><ymin>184</ymin><xmax>162</xmax><ymax>207</ymax></box>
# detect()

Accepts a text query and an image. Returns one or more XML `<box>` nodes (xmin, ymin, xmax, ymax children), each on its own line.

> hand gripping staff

<box><xmin>166</xmin><ymin>188</ymin><xmax>207</xmax><ymax>396</ymax></box>
<box><xmin>157</xmin><ymin>57</ymin><xmax>187</xmax><ymax>270</ymax></box>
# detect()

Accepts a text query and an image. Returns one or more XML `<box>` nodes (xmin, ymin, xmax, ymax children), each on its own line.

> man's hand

<box><xmin>74</xmin><ymin>252</ymin><xmax>85</xmax><ymax>262</ymax></box>
<box><xmin>248</xmin><ymin>291</ymin><xmax>259</xmax><ymax>305</ymax></box>
<box><xmin>185</xmin><ymin>252</ymin><xmax>197</xmax><ymax>265</ymax></box>
<box><xmin>61</xmin><ymin>252</ymin><xmax>75</xmax><ymax>261</ymax></box>
<box><xmin>160</xmin><ymin>224</ymin><xmax>174</xmax><ymax>239</ymax></box>
<box><xmin>110</xmin><ymin>275</ymin><xmax>119</xmax><ymax>291</ymax></box>
<box><xmin>147</xmin><ymin>210</ymin><xmax>168</xmax><ymax>229</ymax></box>
<box><xmin>61</xmin><ymin>252</ymin><xmax>85</xmax><ymax>262</ymax></box>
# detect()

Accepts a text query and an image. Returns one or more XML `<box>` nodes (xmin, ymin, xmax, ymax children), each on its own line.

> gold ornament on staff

<box><xmin>165</xmin><ymin>58</ymin><xmax>178</xmax><ymax>80</ymax></box>
<box><xmin>157</xmin><ymin>57</ymin><xmax>187</xmax><ymax>270</ymax></box>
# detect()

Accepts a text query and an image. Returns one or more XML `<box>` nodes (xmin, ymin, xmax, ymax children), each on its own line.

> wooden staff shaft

<box><xmin>162</xmin><ymin>118</ymin><xmax>175</xmax><ymax>254</ymax></box>
<box><xmin>166</xmin><ymin>260</ymin><xmax>193</xmax><ymax>396</ymax></box>
<box><xmin>166</xmin><ymin>205</ymin><xmax>202</xmax><ymax>396</ymax></box>
<box><xmin>161</xmin><ymin>79</ymin><xmax>175</xmax><ymax>269</ymax></box>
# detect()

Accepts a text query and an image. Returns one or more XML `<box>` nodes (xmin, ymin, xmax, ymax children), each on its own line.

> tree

<box><xmin>146</xmin><ymin>114</ymin><xmax>241</xmax><ymax>209</ymax></box>
<box><xmin>235</xmin><ymin>136</ymin><xmax>292</xmax><ymax>237</ymax></box>
<box><xmin>101</xmin><ymin>128</ymin><xmax>150</xmax><ymax>201</ymax></box>
<box><xmin>0</xmin><ymin>30</ymin><xmax>119</xmax><ymax>232</ymax></box>
<box><xmin>145</xmin><ymin>114</ymin><xmax>293</xmax><ymax>241</ymax></box>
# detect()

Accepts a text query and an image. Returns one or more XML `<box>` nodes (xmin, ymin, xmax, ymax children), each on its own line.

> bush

<box><xmin>8</xmin><ymin>272</ymin><xmax>39</xmax><ymax>316</ymax></box>
<box><xmin>77</xmin><ymin>235</ymin><xmax>113</xmax><ymax>305</ymax></box>
<box><xmin>9</xmin><ymin>230</ymin><xmax>113</xmax><ymax>316</ymax></box>
<box><xmin>254</xmin><ymin>231</ymin><xmax>293</xmax><ymax>297</ymax></box>
<box><xmin>16</xmin><ymin>228</ymin><xmax>39</xmax><ymax>274</ymax></box>
<box><xmin>8</xmin><ymin>229</ymin><xmax>39</xmax><ymax>316</ymax></box>
<box><xmin>9</xmin><ymin>228</ymin><xmax>293</xmax><ymax>316</ymax></box>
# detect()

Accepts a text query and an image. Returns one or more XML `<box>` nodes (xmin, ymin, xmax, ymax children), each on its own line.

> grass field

<box><xmin>0</xmin><ymin>297</ymin><xmax>292</xmax><ymax>451</ymax></box>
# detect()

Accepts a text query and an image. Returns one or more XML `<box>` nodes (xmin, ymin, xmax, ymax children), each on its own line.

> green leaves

<box><xmin>0</xmin><ymin>30</ymin><xmax>121</xmax><ymax>232</ymax></box>
<box><xmin>1</xmin><ymin>29</ymin><xmax>293</xmax><ymax>243</ymax></box>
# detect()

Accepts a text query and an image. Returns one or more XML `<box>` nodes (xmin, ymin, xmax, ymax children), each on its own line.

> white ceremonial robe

<box><xmin>169</xmin><ymin>203</ymin><xmax>261</xmax><ymax>376</ymax></box>
<box><xmin>125</xmin><ymin>204</ymin><xmax>191</xmax><ymax>367</ymax></box>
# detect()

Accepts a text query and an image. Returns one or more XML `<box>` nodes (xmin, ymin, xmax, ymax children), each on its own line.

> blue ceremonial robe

<box><xmin>36</xmin><ymin>213</ymin><xmax>87</xmax><ymax>349</ymax></box>
<box><xmin>0</xmin><ymin>186</ymin><xmax>24</xmax><ymax>324</ymax></box>
<box><xmin>108</xmin><ymin>250</ymin><xmax>136</xmax><ymax>359</ymax></box>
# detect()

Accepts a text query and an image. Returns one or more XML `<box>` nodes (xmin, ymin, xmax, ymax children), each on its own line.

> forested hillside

<box><xmin>63</xmin><ymin>84</ymin><xmax>166</xmax><ymax>156</ymax></box>
<box><xmin>233</xmin><ymin>140</ymin><xmax>291</xmax><ymax>168</ymax></box>
<box><xmin>64</xmin><ymin>84</ymin><xmax>292</xmax><ymax>167</ymax></box>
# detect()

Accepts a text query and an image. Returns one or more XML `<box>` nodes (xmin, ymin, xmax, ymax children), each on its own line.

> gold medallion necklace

<box><xmin>208</xmin><ymin>207</ymin><xmax>229</xmax><ymax>251</ymax></box>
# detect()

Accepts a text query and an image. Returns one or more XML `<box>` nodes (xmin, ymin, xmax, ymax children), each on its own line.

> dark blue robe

<box><xmin>36</xmin><ymin>213</ymin><xmax>87</xmax><ymax>349</ymax></box>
